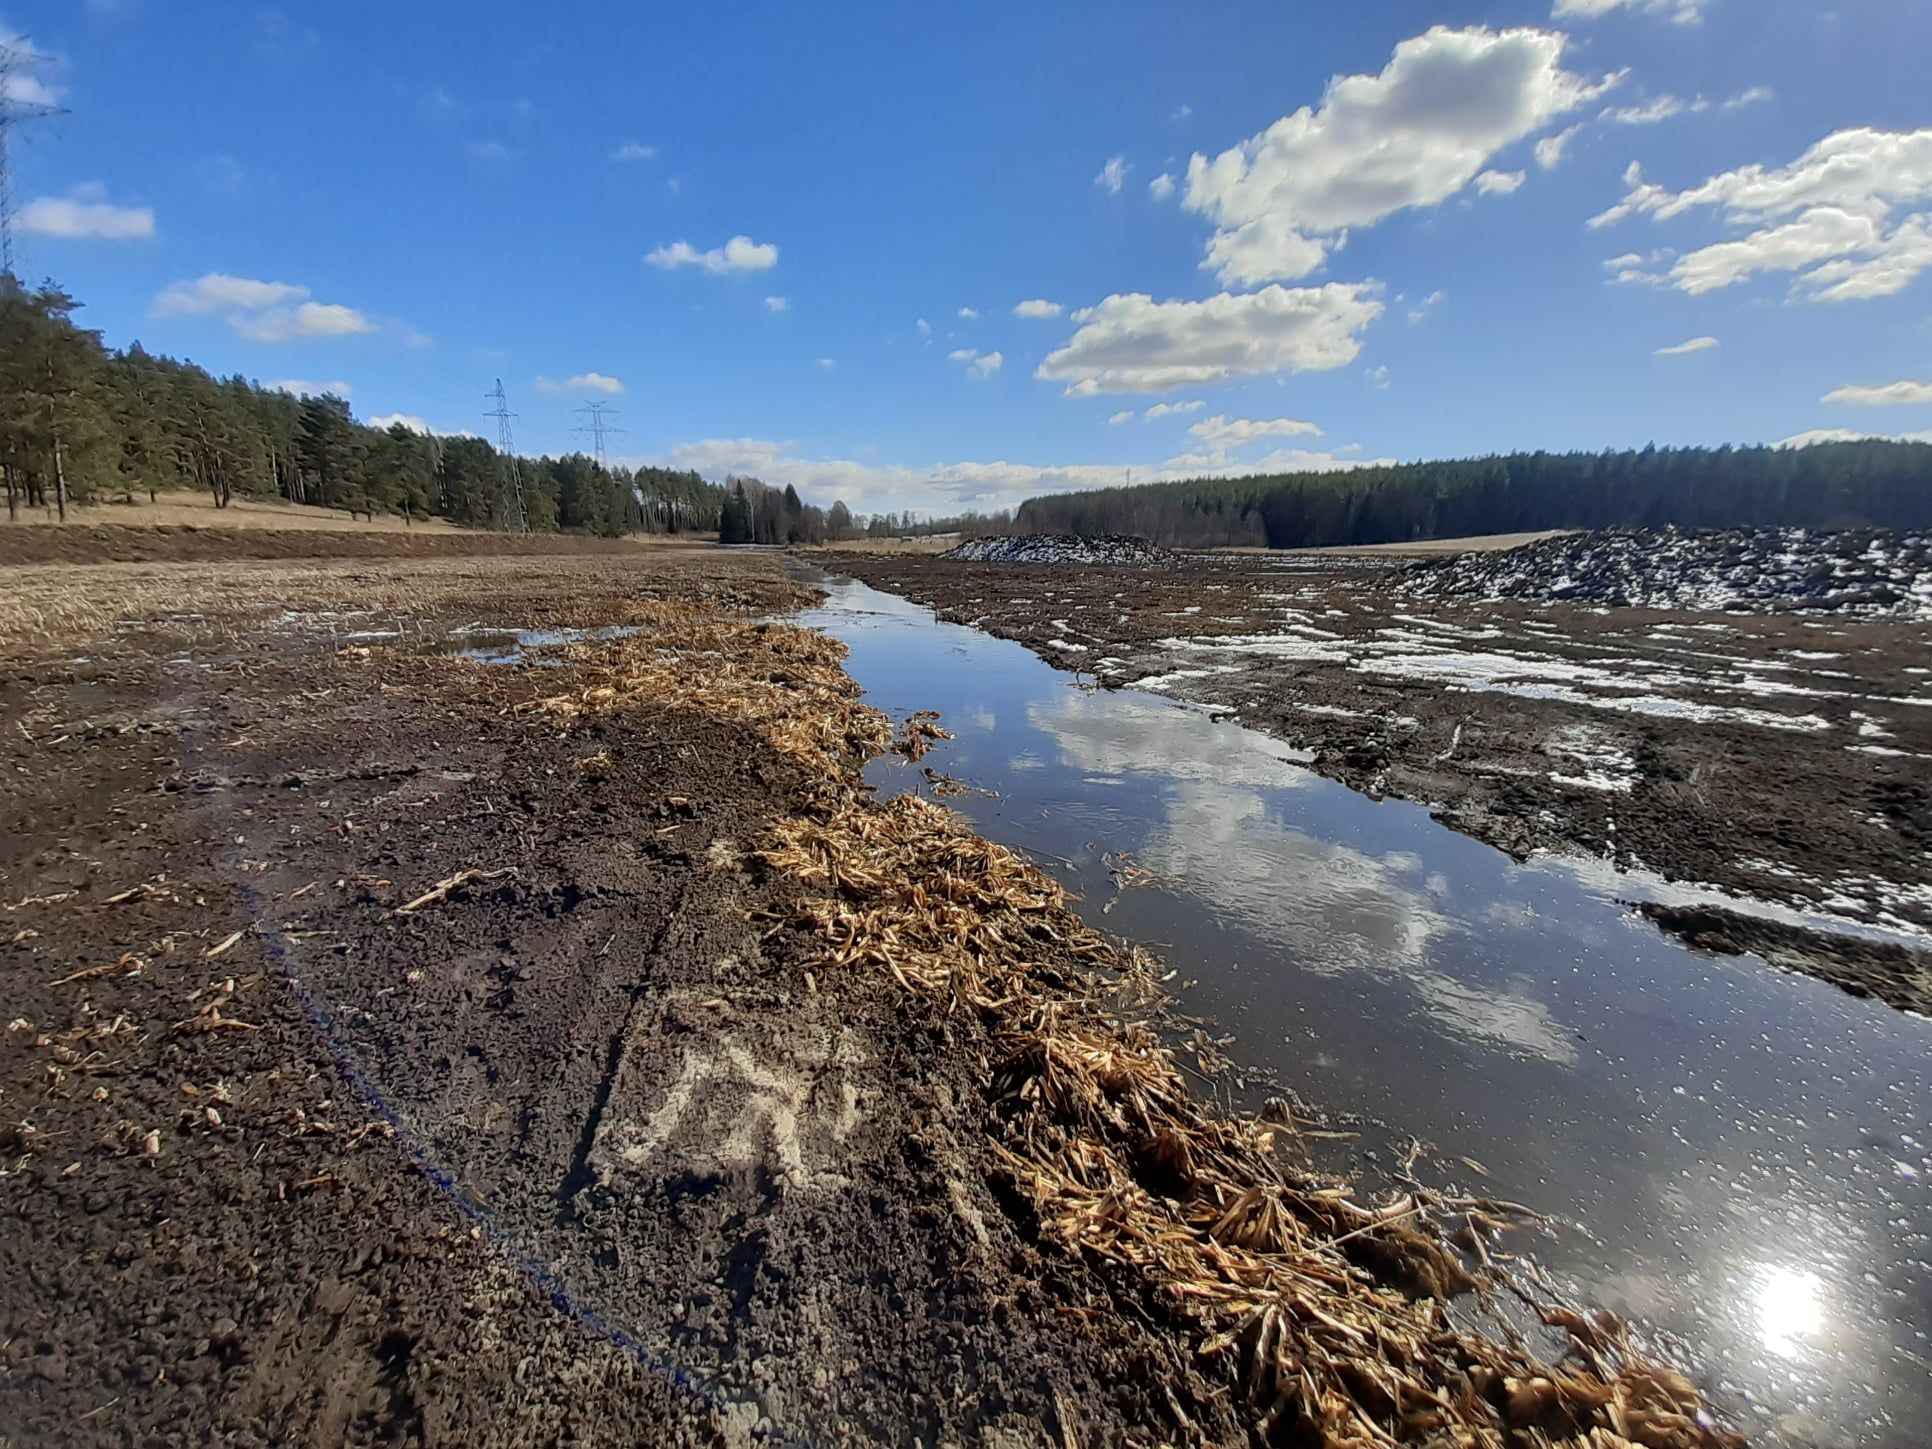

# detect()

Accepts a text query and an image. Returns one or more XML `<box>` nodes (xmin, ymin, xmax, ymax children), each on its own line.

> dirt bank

<box><xmin>2</xmin><ymin>543</ymin><xmax>1739</xmax><ymax>1444</ymax></box>
<box><xmin>828</xmin><ymin>552</ymin><xmax>1932</xmax><ymax>1012</ymax></box>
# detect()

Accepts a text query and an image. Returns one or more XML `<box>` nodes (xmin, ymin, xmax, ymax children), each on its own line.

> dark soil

<box><xmin>0</xmin><ymin>548</ymin><xmax>1236</xmax><ymax>1444</ymax></box>
<box><xmin>826</xmin><ymin>550</ymin><xmax>1932</xmax><ymax>1012</ymax></box>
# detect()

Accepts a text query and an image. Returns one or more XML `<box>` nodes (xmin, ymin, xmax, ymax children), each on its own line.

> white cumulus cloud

<box><xmin>535</xmin><ymin>372</ymin><xmax>625</xmax><ymax>395</ymax></box>
<box><xmin>1189</xmin><ymin>415</ymin><xmax>1324</xmax><ymax>450</ymax></box>
<box><xmin>1107</xmin><ymin>410</ymin><xmax>1134</xmax><ymax>425</ymax></box>
<box><xmin>1036</xmin><ymin>283</ymin><xmax>1384</xmax><ymax>396</ymax></box>
<box><xmin>1095</xmin><ymin>155</ymin><xmax>1129</xmax><ymax>195</ymax></box>
<box><xmin>0</xmin><ymin>28</ymin><xmax>59</xmax><ymax>107</ymax></box>
<box><xmin>648</xmin><ymin>437</ymin><xmax>1387</xmax><ymax>519</ymax></box>
<box><xmin>646</xmin><ymin>235</ymin><xmax>778</xmax><ymax>274</ymax></box>
<box><xmin>1776</xmin><ymin>427</ymin><xmax>1932</xmax><ymax>449</ymax></box>
<box><xmin>764</xmin><ymin>295</ymin><xmax>790</xmax><ymax>312</ymax></box>
<box><xmin>1144</xmin><ymin>400</ymin><xmax>1206</xmax><ymax>420</ymax></box>
<box><xmin>365</xmin><ymin>413</ymin><xmax>429</xmax><ymax>434</ymax></box>
<box><xmin>267</xmin><ymin>378</ymin><xmax>353</xmax><ymax>397</ymax></box>
<box><xmin>1406</xmin><ymin>288</ymin><xmax>1448</xmax><ymax>323</ymax></box>
<box><xmin>610</xmin><ymin>141</ymin><xmax>658</xmax><ymax>162</ymax></box>
<box><xmin>949</xmin><ymin>347</ymin><xmax>1003</xmax><ymax>378</ymax></box>
<box><xmin>1475</xmin><ymin>170</ymin><xmax>1525</xmax><ymax>195</ymax></box>
<box><xmin>1602</xmin><ymin>95</ymin><xmax>1688</xmax><ymax>126</ymax></box>
<box><xmin>1149</xmin><ymin>172</ymin><xmax>1177</xmax><ymax>201</ymax></box>
<box><xmin>364</xmin><ymin>413</ymin><xmax>479</xmax><ymax>439</ymax></box>
<box><xmin>1013</xmin><ymin>298</ymin><xmax>1064</xmax><ymax>319</ymax></box>
<box><xmin>19</xmin><ymin>184</ymin><xmax>154</xmax><ymax>240</ymax></box>
<box><xmin>1600</xmin><ymin>88</ymin><xmax>1761</xmax><ymax>125</ymax></box>
<box><xmin>1822</xmin><ymin>380</ymin><xmax>1932</xmax><ymax>407</ymax></box>
<box><xmin>1162</xmin><ymin>446</ymin><xmax>1387</xmax><ymax>475</ymax></box>
<box><xmin>1181</xmin><ymin>26</ymin><xmax>1620</xmax><ymax>285</ymax></box>
<box><xmin>153</xmin><ymin>273</ymin><xmax>307</xmax><ymax>316</ymax></box>
<box><xmin>1553</xmin><ymin>0</ymin><xmax>1706</xmax><ymax>22</ymax></box>
<box><xmin>1654</xmin><ymin>336</ymin><xmax>1719</xmax><ymax>356</ymax></box>
<box><xmin>1535</xmin><ymin>124</ymin><xmax>1581</xmax><ymax>170</ymax></box>
<box><xmin>232</xmin><ymin>302</ymin><xmax>373</xmax><ymax>342</ymax></box>
<box><xmin>1591</xmin><ymin>128</ymin><xmax>1932</xmax><ymax>303</ymax></box>
<box><xmin>151</xmin><ymin>273</ymin><xmax>380</xmax><ymax>343</ymax></box>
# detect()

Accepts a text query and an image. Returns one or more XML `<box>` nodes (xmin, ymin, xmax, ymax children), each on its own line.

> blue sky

<box><xmin>7</xmin><ymin>0</ymin><xmax>1931</xmax><ymax>515</ymax></box>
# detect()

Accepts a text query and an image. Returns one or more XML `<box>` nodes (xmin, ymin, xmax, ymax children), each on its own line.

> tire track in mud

<box><xmin>556</xmin><ymin>915</ymin><xmax>675</xmax><ymax>1217</ymax></box>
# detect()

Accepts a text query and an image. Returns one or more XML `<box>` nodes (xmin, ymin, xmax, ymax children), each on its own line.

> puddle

<box><xmin>792</xmin><ymin>565</ymin><xmax>1931</xmax><ymax>1447</ymax></box>
<box><xmin>422</xmin><ymin>623</ymin><xmax>640</xmax><ymax>665</ymax></box>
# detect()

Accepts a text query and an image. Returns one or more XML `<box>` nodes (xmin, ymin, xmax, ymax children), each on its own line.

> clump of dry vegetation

<box><xmin>522</xmin><ymin>585</ymin><xmax>1744</xmax><ymax>1448</ymax></box>
<box><xmin>527</xmin><ymin>604</ymin><xmax>890</xmax><ymax>779</ymax></box>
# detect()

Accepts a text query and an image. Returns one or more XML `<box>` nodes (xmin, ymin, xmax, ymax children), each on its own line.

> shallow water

<box><xmin>794</xmin><ymin>565</ymin><xmax>1932</xmax><ymax>1447</ymax></box>
<box><xmin>419</xmin><ymin>622</ymin><xmax>640</xmax><ymax>663</ymax></box>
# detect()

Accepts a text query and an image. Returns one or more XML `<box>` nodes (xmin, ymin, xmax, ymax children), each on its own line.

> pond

<box><xmin>792</xmin><ymin>563</ymin><xmax>1931</xmax><ymax>1447</ymax></box>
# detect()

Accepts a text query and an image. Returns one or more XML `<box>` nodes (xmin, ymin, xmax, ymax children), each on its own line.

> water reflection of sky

<box><xmin>1031</xmin><ymin>692</ymin><xmax>1579</xmax><ymax>1064</ymax></box>
<box><xmin>797</xmin><ymin>571</ymin><xmax>1932</xmax><ymax>1447</ymax></box>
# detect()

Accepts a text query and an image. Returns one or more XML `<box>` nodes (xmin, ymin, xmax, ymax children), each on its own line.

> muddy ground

<box><xmin>829</xmin><ymin>552</ymin><xmax>1932</xmax><ymax>1012</ymax></box>
<box><xmin>0</xmin><ymin>545</ymin><xmax>1242</xmax><ymax>1444</ymax></box>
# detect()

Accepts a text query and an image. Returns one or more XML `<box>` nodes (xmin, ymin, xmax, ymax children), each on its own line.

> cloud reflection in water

<box><xmin>1028</xmin><ymin>691</ymin><xmax>1577</xmax><ymax>1064</ymax></box>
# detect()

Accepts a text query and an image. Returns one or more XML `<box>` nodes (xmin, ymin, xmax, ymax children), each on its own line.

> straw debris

<box><xmin>892</xmin><ymin>710</ymin><xmax>953</xmax><ymax>761</ymax></box>
<box><xmin>525</xmin><ymin>604</ymin><xmax>890</xmax><ymax>780</ymax></box>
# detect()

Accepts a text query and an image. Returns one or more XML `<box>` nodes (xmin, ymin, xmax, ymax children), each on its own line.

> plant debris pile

<box><xmin>1407</xmin><ymin>527</ymin><xmax>1932</xmax><ymax>619</ymax></box>
<box><xmin>944</xmin><ymin>534</ymin><xmax>1175</xmax><ymax>566</ymax></box>
<box><xmin>525</xmin><ymin>602</ymin><xmax>892</xmax><ymax>778</ymax></box>
<box><xmin>540</xmin><ymin>597</ymin><xmax>1745</xmax><ymax>1446</ymax></box>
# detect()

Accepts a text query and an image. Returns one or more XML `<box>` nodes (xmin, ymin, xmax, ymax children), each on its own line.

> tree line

<box><xmin>1014</xmin><ymin>442</ymin><xmax>1932</xmax><ymax>549</ymax></box>
<box><xmin>0</xmin><ymin>278</ymin><xmax>738</xmax><ymax>537</ymax></box>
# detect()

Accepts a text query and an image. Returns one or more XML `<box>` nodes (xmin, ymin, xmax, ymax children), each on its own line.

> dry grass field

<box><xmin>3</xmin><ymin>490</ymin><xmax>468</xmax><ymax>533</ymax></box>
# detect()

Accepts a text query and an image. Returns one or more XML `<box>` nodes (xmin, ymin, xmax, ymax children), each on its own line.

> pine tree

<box><xmin>719</xmin><ymin>480</ymin><xmax>754</xmax><ymax>544</ymax></box>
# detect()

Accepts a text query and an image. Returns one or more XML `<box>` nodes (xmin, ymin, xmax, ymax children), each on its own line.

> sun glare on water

<box><xmin>1755</xmin><ymin>1265</ymin><xmax>1826</xmax><ymax>1359</ymax></box>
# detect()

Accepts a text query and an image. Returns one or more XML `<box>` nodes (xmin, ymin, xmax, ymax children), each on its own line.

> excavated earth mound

<box><xmin>944</xmin><ymin>534</ymin><xmax>1173</xmax><ymax>566</ymax></box>
<box><xmin>1406</xmin><ymin>526</ymin><xmax>1932</xmax><ymax>619</ymax></box>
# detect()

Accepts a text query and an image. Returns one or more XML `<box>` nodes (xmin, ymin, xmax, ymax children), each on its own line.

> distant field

<box><xmin>2</xmin><ymin>491</ymin><xmax>467</xmax><ymax>533</ymax></box>
<box><xmin>1216</xmin><ymin>529</ymin><xmax>1573</xmax><ymax>558</ymax></box>
<box><xmin>816</xmin><ymin>535</ymin><xmax>958</xmax><ymax>555</ymax></box>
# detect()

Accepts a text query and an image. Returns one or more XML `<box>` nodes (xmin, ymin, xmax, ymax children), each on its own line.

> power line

<box><xmin>0</xmin><ymin>38</ymin><xmax>68</xmax><ymax>279</ymax></box>
<box><xmin>572</xmin><ymin>401</ymin><xmax>625</xmax><ymax>469</ymax></box>
<box><xmin>483</xmin><ymin>378</ymin><xmax>529</xmax><ymax>532</ymax></box>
